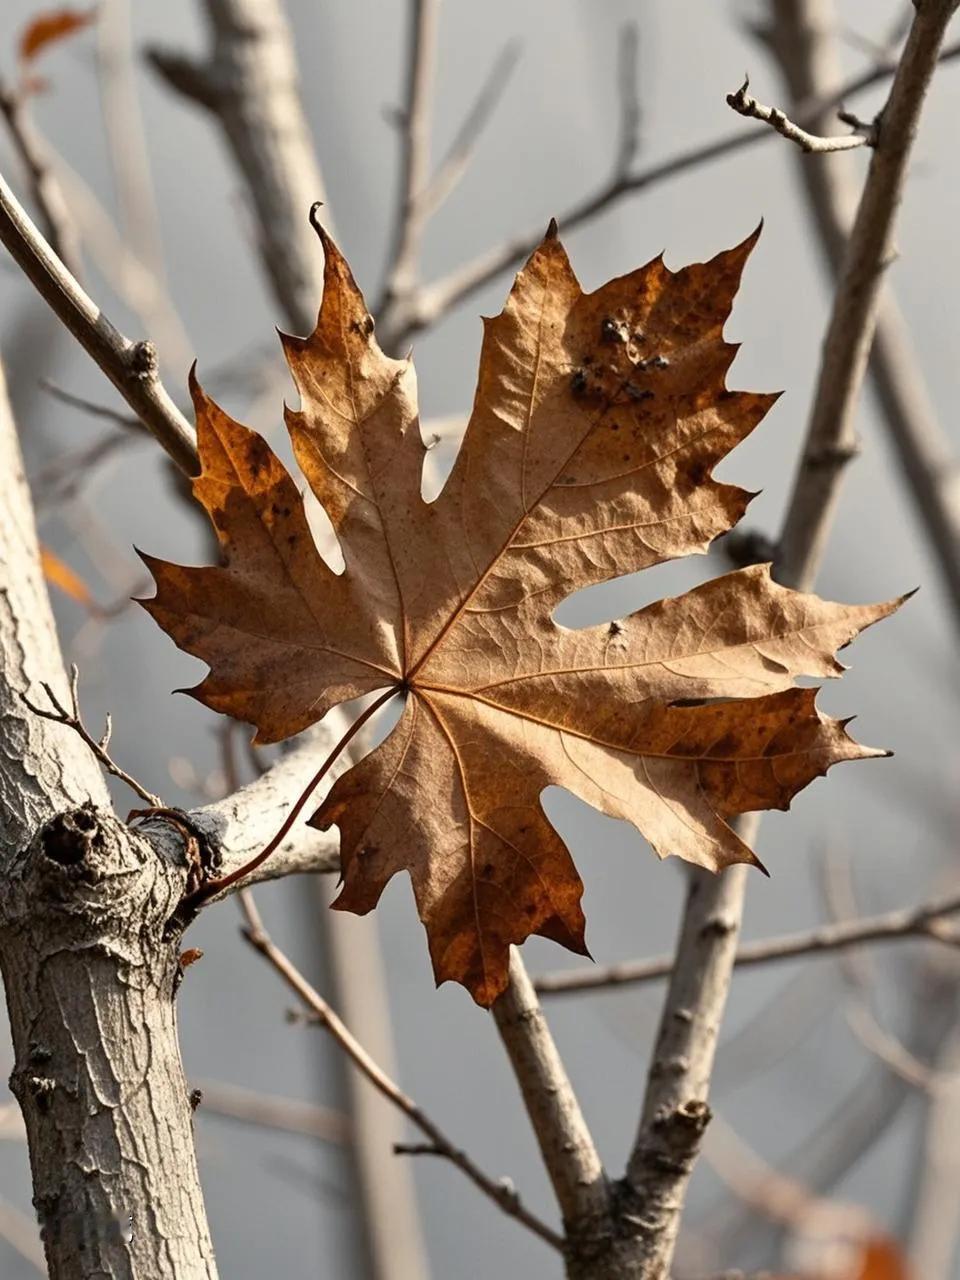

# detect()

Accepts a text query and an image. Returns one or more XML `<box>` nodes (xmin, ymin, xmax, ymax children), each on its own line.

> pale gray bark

<box><xmin>0</xmin><ymin>358</ymin><xmax>217</xmax><ymax>1278</ymax></box>
<box><xmin>492</xmin><ymin>950</ymin><xmax>611</xmax><ymax>1277</ymax></box>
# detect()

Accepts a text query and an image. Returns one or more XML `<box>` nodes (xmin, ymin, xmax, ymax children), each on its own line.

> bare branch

<box><xmin>0</xmin><ymin>78</ymin><xmax>82</xmax><ymax>278</ymax></box>
<box><xmin>614</xmin><ymin>23</ymin><xmax>643</xmax><ymax>176</ymax></box>
<box><xmin>535</xmin><ymin>888</ymin><xmax>960</xmax><ymax>996</ymax></box>
<box><xmin>139</xmin><ymin>729</ymin><xmax>344</xmax><ymax>895</ymax></box>
<box><xmin>379</xmin><ymin>0</ymin><xmax>442</xmax><ymax>313</ymax></box>
<box><xmin>492</xmin><ymin>948</ymin><xmax>612</xmax><ymax>1258</ymax></box>
<box><xmin>193</xmin><ymin>1078</ymin><xmax>350</xmax><ymax>1144</ymax></box>
<box><xmin>237</xmin><ymin>891</ymin><xmax>563</xmax><ymax>1252</ymax></box>
<box><xmin>383</xmin><ymin>38</ymin><xmax>960</xmax><ymax>348</ymax></box>
<box><xmin>776</xmin><ymin>0</ymin><xmax>960</xmax><ymax>592</ymax></box>
<box><xmin>19</xmin><ymin>663</ymin><xmax>161</xmax><ymax>807</ymax></box>
<box><xmin>0</xmin><ymin>168</ymin><xmax>197</xmax><ymax>474</ymax></box>
<box><xmin>619</xmin><ymin>4</ymin><xmax>960</xmax><ymax>1273</ymax></box>
<box><xmin>147</xmin><ymin>0</ymin><xmax>332</xmax><ymax>335</ymax></box>
<box><xmin>95</xmin><ymin>0</ymin><xmax>169</xmax><ymax>287</ymax></box>
<box><xmin>726</xmin><ymin>75</ymin><xmax>875</xmax><ymax>151</ymax></box>
<box><xmin>413</xmin><ymin>39</ymin><xmax>522</xmax><ymax>227</ymax></box>
<box><xmin>906</xmin><ymin>1029</ymin><xmax>960</xmax><ymax>1279</ymax></box>
<box><xmin>38</xmin><ymin>380</ymin><xmax>144</xmax><ymax>432</ymax></box>
<box><xmin>758</xmin><ymin>0</ymin><xmax>960</xmax><ymax>630</ymax></box>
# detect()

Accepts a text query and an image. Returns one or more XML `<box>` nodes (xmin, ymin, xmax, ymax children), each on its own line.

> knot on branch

<box><xmin>41</xmin><ymin>802</ymin><xmax>103</xmax><ymax>871</ymax></box>
<box><xmin>3</xmin><ymin>808</ymin><xmax>188</xmax><ymax>959</ymax></box>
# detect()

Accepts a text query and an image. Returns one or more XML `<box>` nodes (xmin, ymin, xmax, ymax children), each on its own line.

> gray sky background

<box><xmin>1</xmin><ymin>2</ymin><xmax>958</xmax><ymax>1276</ymax></box>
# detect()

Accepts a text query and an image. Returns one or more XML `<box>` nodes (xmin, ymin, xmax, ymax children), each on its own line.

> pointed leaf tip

<box><xmin>545</xmin><ymin>217</ymin><xmax>559</xmax><ymax>240</ymax></box>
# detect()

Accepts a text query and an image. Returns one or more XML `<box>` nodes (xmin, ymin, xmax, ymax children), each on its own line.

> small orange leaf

<box><xmin>18</xmin><ymin>8</ymin><xmax>95</xmax><ymax>65</ymax></box>
<box><xmin>856</xmin><ymin>1236</ymin><xmax>910</xmax><ymax>1280</ymax></box>
<box><xmin>40</xmin><ymin>544</ymin><xmax>94</xmax><ymax>609</ymax></box>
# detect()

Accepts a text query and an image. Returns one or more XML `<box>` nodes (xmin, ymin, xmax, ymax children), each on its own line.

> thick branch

<box><xmin>0</xmin><ymin>168</ymin><xmax>197</xmax><ymax>473</ymax></box>
<box><xmin>147</xmin><ymin>0</ymin><xmax>330</xmax><ymax>335</ymax></box>
<box><xmin>137</xmin><ymin>729</ymin><xmax>343</xmax><ymax>896</ymax></box>
<box><xmin>535</xmin><ymin>888</ymin><xmax>960</xmax><ymax>996</ymax></box>
<box><xmin>0</xmin><ymin>357</ymin><xmax>217</xmax><ymax>1277</ymax></box>
<box><xmin>619</xmin><ymin>5</ymin><xmax>959</xmax><ymax>1276</ymax></box>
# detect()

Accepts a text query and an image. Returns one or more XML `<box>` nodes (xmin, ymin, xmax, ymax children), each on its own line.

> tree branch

<box><xmin>147</xmin><ymin>0</ymin><xmax>331</xmax><ymax>335</ymax></box>
<box><xmin>619</xmin><ymin>4</ymin><xmax>960</xmax><ymax>1275</ymax></box>
<box><xmin>237</xmin><ymin>891</ymin><xmax>563</xmax><ymax>1252</ymax></box>
<box><xmin>756</xmin><ymin>0</ymin><xmax>960</xmax><ymax>630</ymax></box>
<box><xmin>725</xmin><ymin>74</ymin><xmax>876</xmax><ymax>151</ymax></box>
<box><xmin>385</xmin><ymin>37</ymin><xmax>960</xmax><ymax>348</ymax></box>
<box><xmin>534</xmin><ymin>888</ymin><xmax>960</xmax><ymax>996</ymax></box>
<box><xmin>0</xmin><ymin>78</ymin><xmax>82</xmax><ymax>278</ymax></box>
<box><xmin>412</xmin><ymin>39</ymin><xmax>521</xmax><ymax>229</ymax></box>
<box><xmin>0</xmin><ymin>354</ymin><xmax>218</xmax><ymax>1277</ymax></box>
<box><xmin>776</xmin><ymin>0</ymin><xmax>960</xmax><ymax>593</ymax></box>
<box><xmin>19</xmin><ymin>663</ymin><xmax>162</xmax><ymax>807</ymax></box>
<box><xmin>0</xmin><ymin>167</ymin><xmax>197</xmax><ymax>473</ymax></box>
<box><xmin>379</xmin><ymin>0</ymin><xmax>442</xmax><ymax>315</ymax></box>
<box><xmin>491</xmin><ymin>949</ymin><xmax>612</xmax><ymax>1269</ymax></box>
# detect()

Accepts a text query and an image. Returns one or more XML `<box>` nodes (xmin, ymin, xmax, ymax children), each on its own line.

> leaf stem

<box><xmin>188</xmin><ymin>686</ymin><xmax>399</xmax><ymax>907</ymax></box>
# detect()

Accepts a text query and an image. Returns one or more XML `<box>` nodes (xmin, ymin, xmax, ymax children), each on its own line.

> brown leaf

<box><xmin>142</xmin><ymin>226</ymin><xmax>900</xmax><ymax>1005</ymax></box>
<box><xmin>17</xmin><ymin>8</ymin><xmax>95</xmax><ymax>65</ymax></box>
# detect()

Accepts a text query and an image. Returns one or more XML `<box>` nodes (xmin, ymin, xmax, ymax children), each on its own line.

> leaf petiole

<box><xmin>187</xmin><ymin>686</ymin><xmax>399</xmax><ymax>909</ymax></box>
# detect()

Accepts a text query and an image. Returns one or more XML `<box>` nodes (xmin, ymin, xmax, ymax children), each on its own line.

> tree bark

<box><xmin>0</xmin><ymin>357</ymin><xmax>217</xmax><ymax>1278</ymax></box>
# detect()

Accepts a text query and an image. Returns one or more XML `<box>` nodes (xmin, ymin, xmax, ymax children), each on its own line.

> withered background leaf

<box><xmin>142</xmin><ymin>225</ymin><xmax>899</xmax><ymax>1005</ymax></box>
<box><xmin>17</xmin><ymin>7</ymin><xmax>95</xmax><ymax>65</ymax></box>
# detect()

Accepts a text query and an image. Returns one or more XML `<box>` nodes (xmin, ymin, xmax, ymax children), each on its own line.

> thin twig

<box><xmin>0</xmin><ymin>77</ymin><xmax>82</xmax><ymax>278</ymax></box>
<box><xmin>0</xmin><ymin>168</ymin><xmax>197</xmax><ymax>474</ymax></box>
<box><xmin>534</xmin><ymin>888</ymin><xmax>960</xmax><ymax>995</ymax></box>
<box><xmin>412</xmin><ymin>39</ymin><xmax>521</xmax><ymax>227</ymax></box>
<box><xmin>380</xmin><ymin>0</ymin><xmax>442</xmax><ymax>313</ymax></box>
<box><xmin>38</xmin><ymin>380</ymin><xmax>144</xmax><ymax>432</ymax></box>
<box><xmin>18</xmin><ymin>663</ymin><xmax>161</xmax><ymax>806</ymax></box>
<box><xmin>237</xmin><ymin>890</ymin><xmax>562</xmax><ymax>1252</ymax></box>
<box><xmin>381</xmin><ymin>38</ymin><xmax>960</xmax><ymax>348</ymax></box>
<box><xmin>193</xmin><ymin>1077</ymin><xmax>350</xmax><ymax>1144</ymax></box>
<box><xmin>726</xmin><ymin>74</ymin><xmax>875</xmax><ymax>151</ymax></box>
<box><xmin>614</xmin><ymin>23</ymin><xmax>643</xmax><ymax>176</ymax></box>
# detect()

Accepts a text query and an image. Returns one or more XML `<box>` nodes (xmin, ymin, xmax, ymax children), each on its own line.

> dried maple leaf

<box><xmin>142</xmin><ymin>224</ymin><xmax>900</xmax><ymax>1005</ymax></box>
